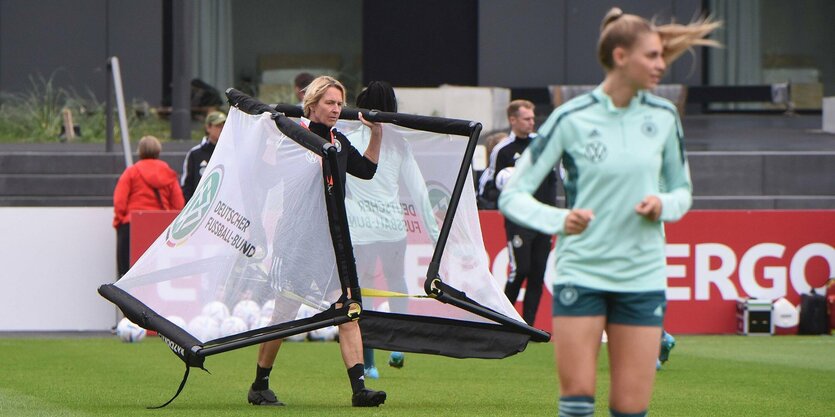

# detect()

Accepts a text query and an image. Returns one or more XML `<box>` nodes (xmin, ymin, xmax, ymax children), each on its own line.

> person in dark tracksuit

<box><xmin>494</xmin><ymin>100</ymin><xmax>557</xmax><ymax>326</ymax></box>
<box><xmin>181</xmin><ymin>111</ymin><xmax>226</xmax><ymax>202</ymax></box>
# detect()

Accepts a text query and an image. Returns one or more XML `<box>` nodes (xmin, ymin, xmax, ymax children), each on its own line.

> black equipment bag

<box><xmin>798</xmin><ymin>289</ymin><xmax>829</xmax><ymax>335</ymax></box>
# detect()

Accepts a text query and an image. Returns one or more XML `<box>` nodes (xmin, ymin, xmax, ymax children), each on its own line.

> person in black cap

<box><xmin>348</xmin><ymin>81</ymin><xmax>438</xmax><ymax>379</ymax></box>
<box><xmin>294</xmin><ymin>72</ymin><xmax>315</xmax><ymax>104</ymax></box>
<box><xmin>180</xmin><ymin>111</ymin><xmax>226</xmax><ymax>202</ymax></box>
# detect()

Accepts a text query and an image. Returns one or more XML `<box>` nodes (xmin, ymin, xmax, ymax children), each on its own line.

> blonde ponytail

<box><xmin>598</xmin><ymin>7</ymin><xmax>721</xmax><ymax>70</ymax></box>
<box><xmin>656</xmin><ymin>17</ymin><xmax>722</xmax><ymax>65</ymax></box>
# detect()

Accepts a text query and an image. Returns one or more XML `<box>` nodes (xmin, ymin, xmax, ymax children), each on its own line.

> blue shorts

<box><xmin>552</xmin><ymin>284</ymin><xmax>666</xmax><ymax>326</ymax></box>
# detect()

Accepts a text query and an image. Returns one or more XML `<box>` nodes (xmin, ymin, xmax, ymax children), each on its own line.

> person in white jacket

<box><xmin>346</xmin><ymin>81</ymin><xmax>440</xmax><ymax>379</ymax></box>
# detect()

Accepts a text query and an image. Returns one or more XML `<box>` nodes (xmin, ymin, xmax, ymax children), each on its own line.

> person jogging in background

<box><xmin>499</xmin><ymin>7</ymin><xmax>719</xmax><ymax>417</ymax></box>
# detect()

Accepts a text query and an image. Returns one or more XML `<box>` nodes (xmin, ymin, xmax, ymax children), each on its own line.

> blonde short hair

<box><xmin>138</xmin><ymin>135</ymin><xmax>162</xmax><ymax>159</ymax></box>
<box><xmin>302</xmin><ymin>76</ymin><xmax>346</xmax><ymax>117</ymax></box>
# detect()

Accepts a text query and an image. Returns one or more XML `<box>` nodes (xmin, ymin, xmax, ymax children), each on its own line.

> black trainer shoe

<box><xmin>248</xmin><ymin>388</ymin><xmax>285</xmax><ymax>406</ymax></box>
<box><xmin>352</xmin><ymin>388</ymin><xmax>386</xmax><ymax>407</ymax></box>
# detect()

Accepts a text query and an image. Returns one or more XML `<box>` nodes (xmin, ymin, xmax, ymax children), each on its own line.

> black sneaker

<box><xmin>352</xmin><ymin>388</ymin><xmax>386</xmax><ymax>407</ymax></box>
<box><xmin>248</xmin><ymin>388</ymin><xmax>285</xmax><ymax>406</ymax></box>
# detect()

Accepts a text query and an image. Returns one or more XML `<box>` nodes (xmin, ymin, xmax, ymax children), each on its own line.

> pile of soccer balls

<box><xmin>169</xmin><ymin>300</ymin><xmax>338</xmax><ymax>342</ymax></box>
<box><xmin>115</xmin><ymin>299</ymin><xmax>339</xmax><ymax>343</ymax></box>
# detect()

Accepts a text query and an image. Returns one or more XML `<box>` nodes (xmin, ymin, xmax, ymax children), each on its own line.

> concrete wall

<box><xmin>0</xmin><ymin>0</ymin><xmax>753</xmax><ymax>106</ymax></box>
<box><xmin>363</xmin><ymin>0</ymin><xmax>478</xmax><ymax>87</ymax></box>
<box><xmin>231</xmin><ymin>0</ymin><xmax>362</xmax><ymax>89</ymax></box>
<box><xmin>687</xmin><ymin>151</ymin><xmax>835</xmax><ymax>209</ymax></box>
<box><xmin>0</xmin><ymin>207</ymin><xmax>117</xmax><ymax>331</ymax></box>
<box><xmin>477</xmin><ymin>0</ymin><xmax>705</xmax><ymax>88</ymax></box>
<box><xmin>0</xmin><ymin>0</ymin><xmax>163</xmax><ymax>105</ymax></box>
<box><xmin>761</xmin><ymin>0</ymin><xmax>835</xmax><ymax>96</ymax></box>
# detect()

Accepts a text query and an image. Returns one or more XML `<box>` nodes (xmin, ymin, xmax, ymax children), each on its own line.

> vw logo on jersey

<box><xmin>641</xmin><ymin>120</ymin><xmax>658</xmax><ymax>137</ymax></box>
<box><xmin>584</xmin><ymin>140</ymin><xmax>607</xmax><ymax>163</ymax></box>
<box><xmin>558</xmin><ymin>285</ymin><xmax>579</xmax><ymax>306</ymax></box>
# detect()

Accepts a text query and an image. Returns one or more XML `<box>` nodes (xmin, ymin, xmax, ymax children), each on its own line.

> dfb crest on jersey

<box><xmin>641</xmin><ymin>120</ymin><xmax>658</xmax><ymax>137</ymax></box>
<box><xmin>558</xmin><ymin>285</ymin><xmax>579</xmax><ymax>306</ymax></box>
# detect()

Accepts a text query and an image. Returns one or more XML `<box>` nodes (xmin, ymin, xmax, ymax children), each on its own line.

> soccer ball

<box><xmin>256</xmin><ymin>315</ymin><xmax>274</xmax><ymax>331</ymax></box>
<box><xmin>772</xmin><ymin>297</ymin><xmax>799</xmax><ymax>328</ymax></box>
<box><xmin>116</xmin><ymin>318</ymin><xmax>146</xmax><ymax>343</ymax></box>
<box><xmin>309</xmin><ymin>325</ymin><xmax>338</xmax><ymax>342</ymax></box>
<box><xmin>306</xmin><ymin>304</ymin><xmax>338</xmax><ymax>342</ymax></box>
<box><xmin>202</xmin><ymin>301</ymin><xmax>230</xmax><ymax>323</ymax></box>
<box><xmin>261</xmin><ymin>300</ymin><xmax>275</xmax><ymax>319</ymax></box>
<box><xmin>287</xmin><ymin>304</ymin><xmax>318</xmax><ymax>341</ymax></box>
<box><xmin>233</xmin><ymin>300</ymin><xmax>262</xmax><ymax>330</ymax></box>
<box><xmin>188</xmin><ymin>315</ymin><xmax>220</xmax><ymax>341</ymax></box>
<box><xmin>220</xmin><ymin>316</ymin><xmax>248</xmax><ymax>337</ymax></box>
<box><xmin>389</xmin><ymin>351</ymin><xmax>405</xmax><ymax>368</ymax></box>
<box><xmin>495</xmin><ymin>167</ymin><xmax>515</xmax><ymax>190</ymax></box>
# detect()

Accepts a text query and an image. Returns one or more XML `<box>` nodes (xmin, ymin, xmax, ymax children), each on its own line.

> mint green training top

<box><xmin>498</xmin><ymin>85</ymin><xmax>692</xmax><ymax>292</ymax></box>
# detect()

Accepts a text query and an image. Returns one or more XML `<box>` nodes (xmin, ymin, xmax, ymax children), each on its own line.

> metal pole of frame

<box><xmin>109</xmin><ymin>57</ymin><xmax>133</xmax><ymax>167</ymax></box>
<box><xmin>171</xmin><ymin>0</ymin><xmax>193</xmax><ymax>140</ymax></box>
<box><xmin>105</xmin><ymin>59</ymin><xmax>114</xmax><ymax>153</ymax></box>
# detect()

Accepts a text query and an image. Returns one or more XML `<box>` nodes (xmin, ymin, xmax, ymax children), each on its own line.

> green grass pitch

<box><xmin>0</xmin><ymin>335</ymin><xmax>832</xmax><ymax>416</ymax></box>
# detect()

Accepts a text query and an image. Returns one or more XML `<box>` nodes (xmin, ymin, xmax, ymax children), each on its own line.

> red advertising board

<box><xmin>130</xmin><ymin>211</ymin><xmax>179</xmax><ymax>265</ymax></box>
<box><xmin>662</xmin><ymin>210</ymin><xmax>833</xmax><ymax>333</ymax></box>
<box><xmin>478</xmin><ymin>210</ymin><xmax>835</xmax><ymax>334</ymax></box>
<box><xmin>132</xmin><ymin>210</ymin><xmax>835</xmax><ymax>334</ymax></box>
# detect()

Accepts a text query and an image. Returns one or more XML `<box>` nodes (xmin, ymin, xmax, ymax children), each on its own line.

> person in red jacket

<box><xmin>113</xmin><ymin>136</ymin><xmax>185</xmax><ymax>278</ymax></box>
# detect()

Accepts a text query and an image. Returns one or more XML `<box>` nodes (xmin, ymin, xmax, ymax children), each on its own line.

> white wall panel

<box><xmin>0</xmin><ymin>208</ymin><xmax>117</xmax><ymax>331</ymax></box>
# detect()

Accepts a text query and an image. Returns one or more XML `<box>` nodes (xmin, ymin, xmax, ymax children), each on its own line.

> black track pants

<box><xmin>503</xmin><ymin>221</ymin><xmax>552</xmax><ymax>325</ymax></box>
